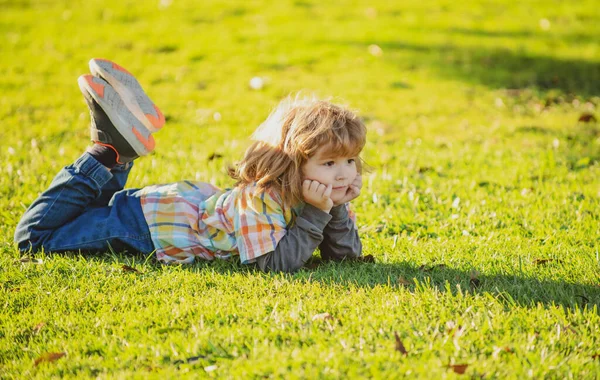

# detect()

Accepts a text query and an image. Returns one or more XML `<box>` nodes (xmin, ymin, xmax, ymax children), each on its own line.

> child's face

<box><xmin>302</xmin><ymin>146</ymin><xmax>358</xmax><ymax>204</ymax></box>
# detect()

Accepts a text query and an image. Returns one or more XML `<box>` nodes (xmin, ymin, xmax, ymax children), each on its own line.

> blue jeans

<box><xmin>14</xmin><ymin>153</ymin><xmax>154</xmax><ymax>254</ymax></box>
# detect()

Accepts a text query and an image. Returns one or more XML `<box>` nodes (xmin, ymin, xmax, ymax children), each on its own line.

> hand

<box><xmin>302</xmin><ymin>180</ymin><xmax>333</xmax><ymax>212</ymax></box>
<box><xmin>333</xmin><ymin>174</ymin><xmax>362</xmax><ymax>206</ymax></box>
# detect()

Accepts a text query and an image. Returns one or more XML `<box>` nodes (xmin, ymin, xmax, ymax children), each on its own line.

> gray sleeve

<box><xmin>255</xmin><ymin>203</ymin><xmax>332</xmax><ymax>273</ymax></box>
<box><xmin>318</xmin><ymin>204</ymin><xmax>362</xmax><ymax>260</ymax></box>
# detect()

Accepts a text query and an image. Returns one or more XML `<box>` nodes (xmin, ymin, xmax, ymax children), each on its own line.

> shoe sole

<box><xmin>78</xmin><ymin>75</ymin><xmax>155</xmax><ymax>156</ymax></box>
<box><xmin>89</xmin><ymin>58</ymin><xmax>165</xmax><ymax>133</ymax></box>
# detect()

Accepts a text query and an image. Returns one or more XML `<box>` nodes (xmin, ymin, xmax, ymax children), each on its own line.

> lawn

<box><xmin>1</xmin><ymin>0</ymin><xmax>600</xmax><ymax>377</ymax></box>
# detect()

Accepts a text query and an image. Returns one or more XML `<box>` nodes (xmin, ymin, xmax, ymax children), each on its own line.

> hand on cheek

<box><xmin>333</xmin><ymin>174</ymin><xmax>362</xmax><ymax>206</ymax></box>
<box><xmin>302</xmin><ymin>180</ymin><xmax>333</xmax><ymax>213</ymax></box>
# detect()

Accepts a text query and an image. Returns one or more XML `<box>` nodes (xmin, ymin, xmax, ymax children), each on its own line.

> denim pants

<box><xmin>14</xmin><ymin>153</ymin><xmax>155</xmax><ymax>254</ymax></box>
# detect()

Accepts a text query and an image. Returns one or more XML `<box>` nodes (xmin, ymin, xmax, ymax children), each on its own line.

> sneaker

<box><xmin>89</xmin><ymin>58</ymin><xmax>165</xmax><ymax>133</ymax></box>
<box><xmin>78</xmin><ymin>74</ymin><xmax>155</xmax><ymax>164</ymax></box>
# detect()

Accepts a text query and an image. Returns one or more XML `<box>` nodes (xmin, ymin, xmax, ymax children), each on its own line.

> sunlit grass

<box><xmin>1</xmin><ymin>0</ymin><xmax>600</xmax><ymax>377</ymax></box>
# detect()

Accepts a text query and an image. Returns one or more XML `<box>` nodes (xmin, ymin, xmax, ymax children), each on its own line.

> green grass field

<box><xmin>2</xmin><ymin>0</ymin><xmax>600</xmax><ymax>377</ymax></box>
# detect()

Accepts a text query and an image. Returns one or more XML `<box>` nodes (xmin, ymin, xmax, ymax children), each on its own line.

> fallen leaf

<box><xmin>357</xmin><ymin>254</ymin><xmax>375</xmax><ymax>263</ymax></box>
<box><xmin>312</xmin><ymin>313</ymin><xmax>333</xmax><ymax>321</ymax></box>
<box><xmin>469</xmin><ymin>271</ymin><xmax>481</xmax><ymax>288</ymax></box>
<box><xmin>174</xmin><ymin>355</ymin><xmax>207</xmax><ymax>365</ymax></box>
<box><xmin>398</xmin><ymin>277</ymin><xmax>412</xmax><ymax>287</ymax></box>
<box><xmin>34</xmin><ymin>352</ymin><xmax>65</xmax><ymax>366</ymax></box>
<box><xmin>33</xmin><ymin>322</ymin><xmax>46</xmax><ymax>334</ymax></box>
<box><xmin>578</xmin><ymin>113</ymin><xmax>597</xmax><ymax>123</ymax></box>
<box><xmin>592</xmin><ymin>354</ymin><xmax>600</xmax><ymax>360</ymax></box>
<box><xmin>420</xmin><ymin>264</ymin><xmax>446</xmax><ymax>272</ymax></box>
<box><xmin>121</xmin><ymin>265</ymin><xmax>141</xmax><ymax>274</ymax></box>
<box><xmin>207</xmin><ymin>153</ymin><xmax>223</xmax><ymax>161</ymax></box>
<box><xmin>19</xmin><ymin>257</ymin><xmax>43</xmax><ymax>264</ymax></box>
<box><xmin>533</xmin><ymin>258</ymin><xmax>562</xmax><ymax>266</ymax></box>
<box><xmin>469</xmin><ymin>278</ymin><xmax>481</xmax><ymax>288</ymax></box>
<box><xmin>448</xmin><ymin>364</ymin><xmax>469</xmax><ymax>374</ymax></box>
<box><xmin>394</xmin><ymin>332</ymin><xmax>407</xmax><ymax>355</ymax></box>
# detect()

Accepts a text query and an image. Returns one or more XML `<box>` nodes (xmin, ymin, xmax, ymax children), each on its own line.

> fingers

<box><xmin>302</xmin><ymin>180</ymin><xmax>333</xmax><ymax>212</ymax></box>
<box><xmin>302</xmin><ymin>179</ymin><xmax>311</xmax><ymax>194</ymax></box>
<box><xmin>309</xmin><ymin>180</ymin><xmax>322</xmax><ymax>194</ymax></box>
<box><xmin>323</xmin><ymin>184</ymin><xmax>332</xmax><ymax>199</ymax></box>
<box><xmin>304</xmin><ymin>180</ymin><xmax>329</xmax><ymax>197</ymax></box>
<box><xmin>349</xmin><ymin>185</ymin><xmax>360</xmax><ymax>196</ymax></box>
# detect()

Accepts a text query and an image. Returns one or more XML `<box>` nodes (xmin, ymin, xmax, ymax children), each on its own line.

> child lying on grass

<box><xmin>14</xmin><ymin>59</ymin><xmax>367</xmax><ymax>272</ymax></box>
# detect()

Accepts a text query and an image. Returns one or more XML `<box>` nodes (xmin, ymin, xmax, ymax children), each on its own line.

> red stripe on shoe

<box><xmin>132</xmin><ymin>127</ymin><xmax>156</xmax><ymax>151</ymax></box>
<box><xmin>112</xmin><ymin>62</ymin><xmax>133</xmax><ymax>76</ymax></box>
<box><xmin>146</xmin><ymin>104</ymin><xmax>165</xmax><ymax>129</ymax></box>
<box><xmin>85</xmin><ymin>76</ymin><xmax>105</xmax><ymax>98</ymax></box>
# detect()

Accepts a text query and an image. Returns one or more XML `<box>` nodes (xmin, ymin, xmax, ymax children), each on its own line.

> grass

<box><xmin>1</xmin><ymin>0</ymin><xmax>600</xmax><ymax>377</ymax></box>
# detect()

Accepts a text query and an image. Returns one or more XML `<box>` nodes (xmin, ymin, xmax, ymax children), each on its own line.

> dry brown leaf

<box><xmin>420</xmin><ymin>264</ymin><xmax>446</xmax><ymax>272</ymax></box>
<box><xmin>33</xmin><ymin>322</ymin><xmax>46</xmax><ymax>334</ymax></box>
<box><xmin>533</xmin><ymin>258</ymin><xmax>562</xmax><ymax>266</ymax></box>
<box><xmin>592</xmin><ymin>354</ymin><xmax>600</xmax><ymax>360</ymax></box>
<box><xmin>394</xmin><ymin>332</ymin><xmax>407</xmax><ymax>355</ymax></box>
<box><xmin>207</xmin><ymin>152</ymin><xmax>223</xmax><ymax>161</ymax></box>
<box><xmin>578</xmin><ymin>113</ymin><xmax>597</xmax><ymax>123</ymax></box>
<box><xmin>398</xmin><ymin>277</ymin><xmax>412</xmax><ymax>287</ymax></box>
<box><xmin>357</xmin><ymin>254</ymin><xmax>375</xmax><ymax>263</ymax></box>
<box><xmin>469</xmin><ymin>271</ymin><xmax>481</xmax><ymax>288</ymax></box>
<box><xmin>19</xmin><ymin>257</ymin><xmax>43</xmax><ymax>264</ymax></box>
<box><xmin>34</xmin><ymin>352</ymin><xmax>65</xmax><ymax>366</ymax></box>
<box><xmin>121</xmin><ymin>265</ymin><xmax>141</xmax><ymax>274</ymax></box>
<box><xmin>312</xmin><ymin>313</ymin><xmax>333</xmax><ymax>321</ymax></box>
<box><xmin>448</xmin><ymin>364</ymin><xmax>469</xmax><ymax>374</ymax></box>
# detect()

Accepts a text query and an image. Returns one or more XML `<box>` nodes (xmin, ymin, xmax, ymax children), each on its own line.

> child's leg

<box><xmin>14</xmin><ymin>153</ymin><xmax>152</xmax><ymax>253</ymax></box>
<box><xmin>15</xmin><ymin>63</ymin><xmax>162</xmax><ymax>254</ymax></box>
<box><xmin>90</xmin><ymin>161</ymin><xmax>133</xmax><ymax>207</ymax></box>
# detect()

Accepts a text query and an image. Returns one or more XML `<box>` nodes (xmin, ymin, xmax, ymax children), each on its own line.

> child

<box><xmin>14</xmin><ymin>59</ymin><xmax>367</xmax><ymax>273</ymax></box>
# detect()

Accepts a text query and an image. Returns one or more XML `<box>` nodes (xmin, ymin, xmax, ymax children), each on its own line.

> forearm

<box><xmin>256</xmin><ymin>204</ymin><xmax>331</xmax><ymax>273</ymax></box>
<box><xmin>319</xmin><ymin>204</ymin><xmax>362</xmax><ymax>260</ymax></box>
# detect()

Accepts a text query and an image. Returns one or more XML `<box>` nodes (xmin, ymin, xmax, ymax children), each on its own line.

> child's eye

<box><xmin>324</xmin><ymin>161</ymin><xmax>335</xmax><ymax>167</ymax></box>
<box><xmin>347</xmin><ymin>158</ymin><xmax>356</xmax><ymax>164</ymax></box>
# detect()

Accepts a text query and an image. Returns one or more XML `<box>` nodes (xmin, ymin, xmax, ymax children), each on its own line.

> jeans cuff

<box><xmin>72</xmin><ymin>152</ymin><xmax>113</xmax><ymax>188</ymax></box>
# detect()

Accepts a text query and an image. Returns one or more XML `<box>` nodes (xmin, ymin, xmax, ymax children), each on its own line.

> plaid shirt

<box><xmin>139</xmin><ymin>181</ymin><xmax>294</xmax><ymax>264</ymax></box>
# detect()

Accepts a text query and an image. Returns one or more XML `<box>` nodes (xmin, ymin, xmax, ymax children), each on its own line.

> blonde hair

<box><xmin>229</xmin><ymin>95</ymin><xmax>367</xmax><ymax>206</ymax></box>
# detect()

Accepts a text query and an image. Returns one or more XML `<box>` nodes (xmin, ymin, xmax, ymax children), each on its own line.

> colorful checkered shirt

<box><xmin>138</xmin><ymin>181</ymin><xmax>295</xmax><ymax>264</ymax></box>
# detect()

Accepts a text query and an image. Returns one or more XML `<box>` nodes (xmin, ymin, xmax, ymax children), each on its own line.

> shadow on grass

<box><xmin>299</xmin><ymin>258</ymin><xmax>600</xmax><ymax>311</ymax></box>
<box><xmin>342</xmin><ymin>39</ymin><xmax>600</xmax><ymax>97</ymax></box>
<box><xmin>47</xmin><ymin>250</ymin><xmax>600</xmax><ymax>311</ymax></box>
